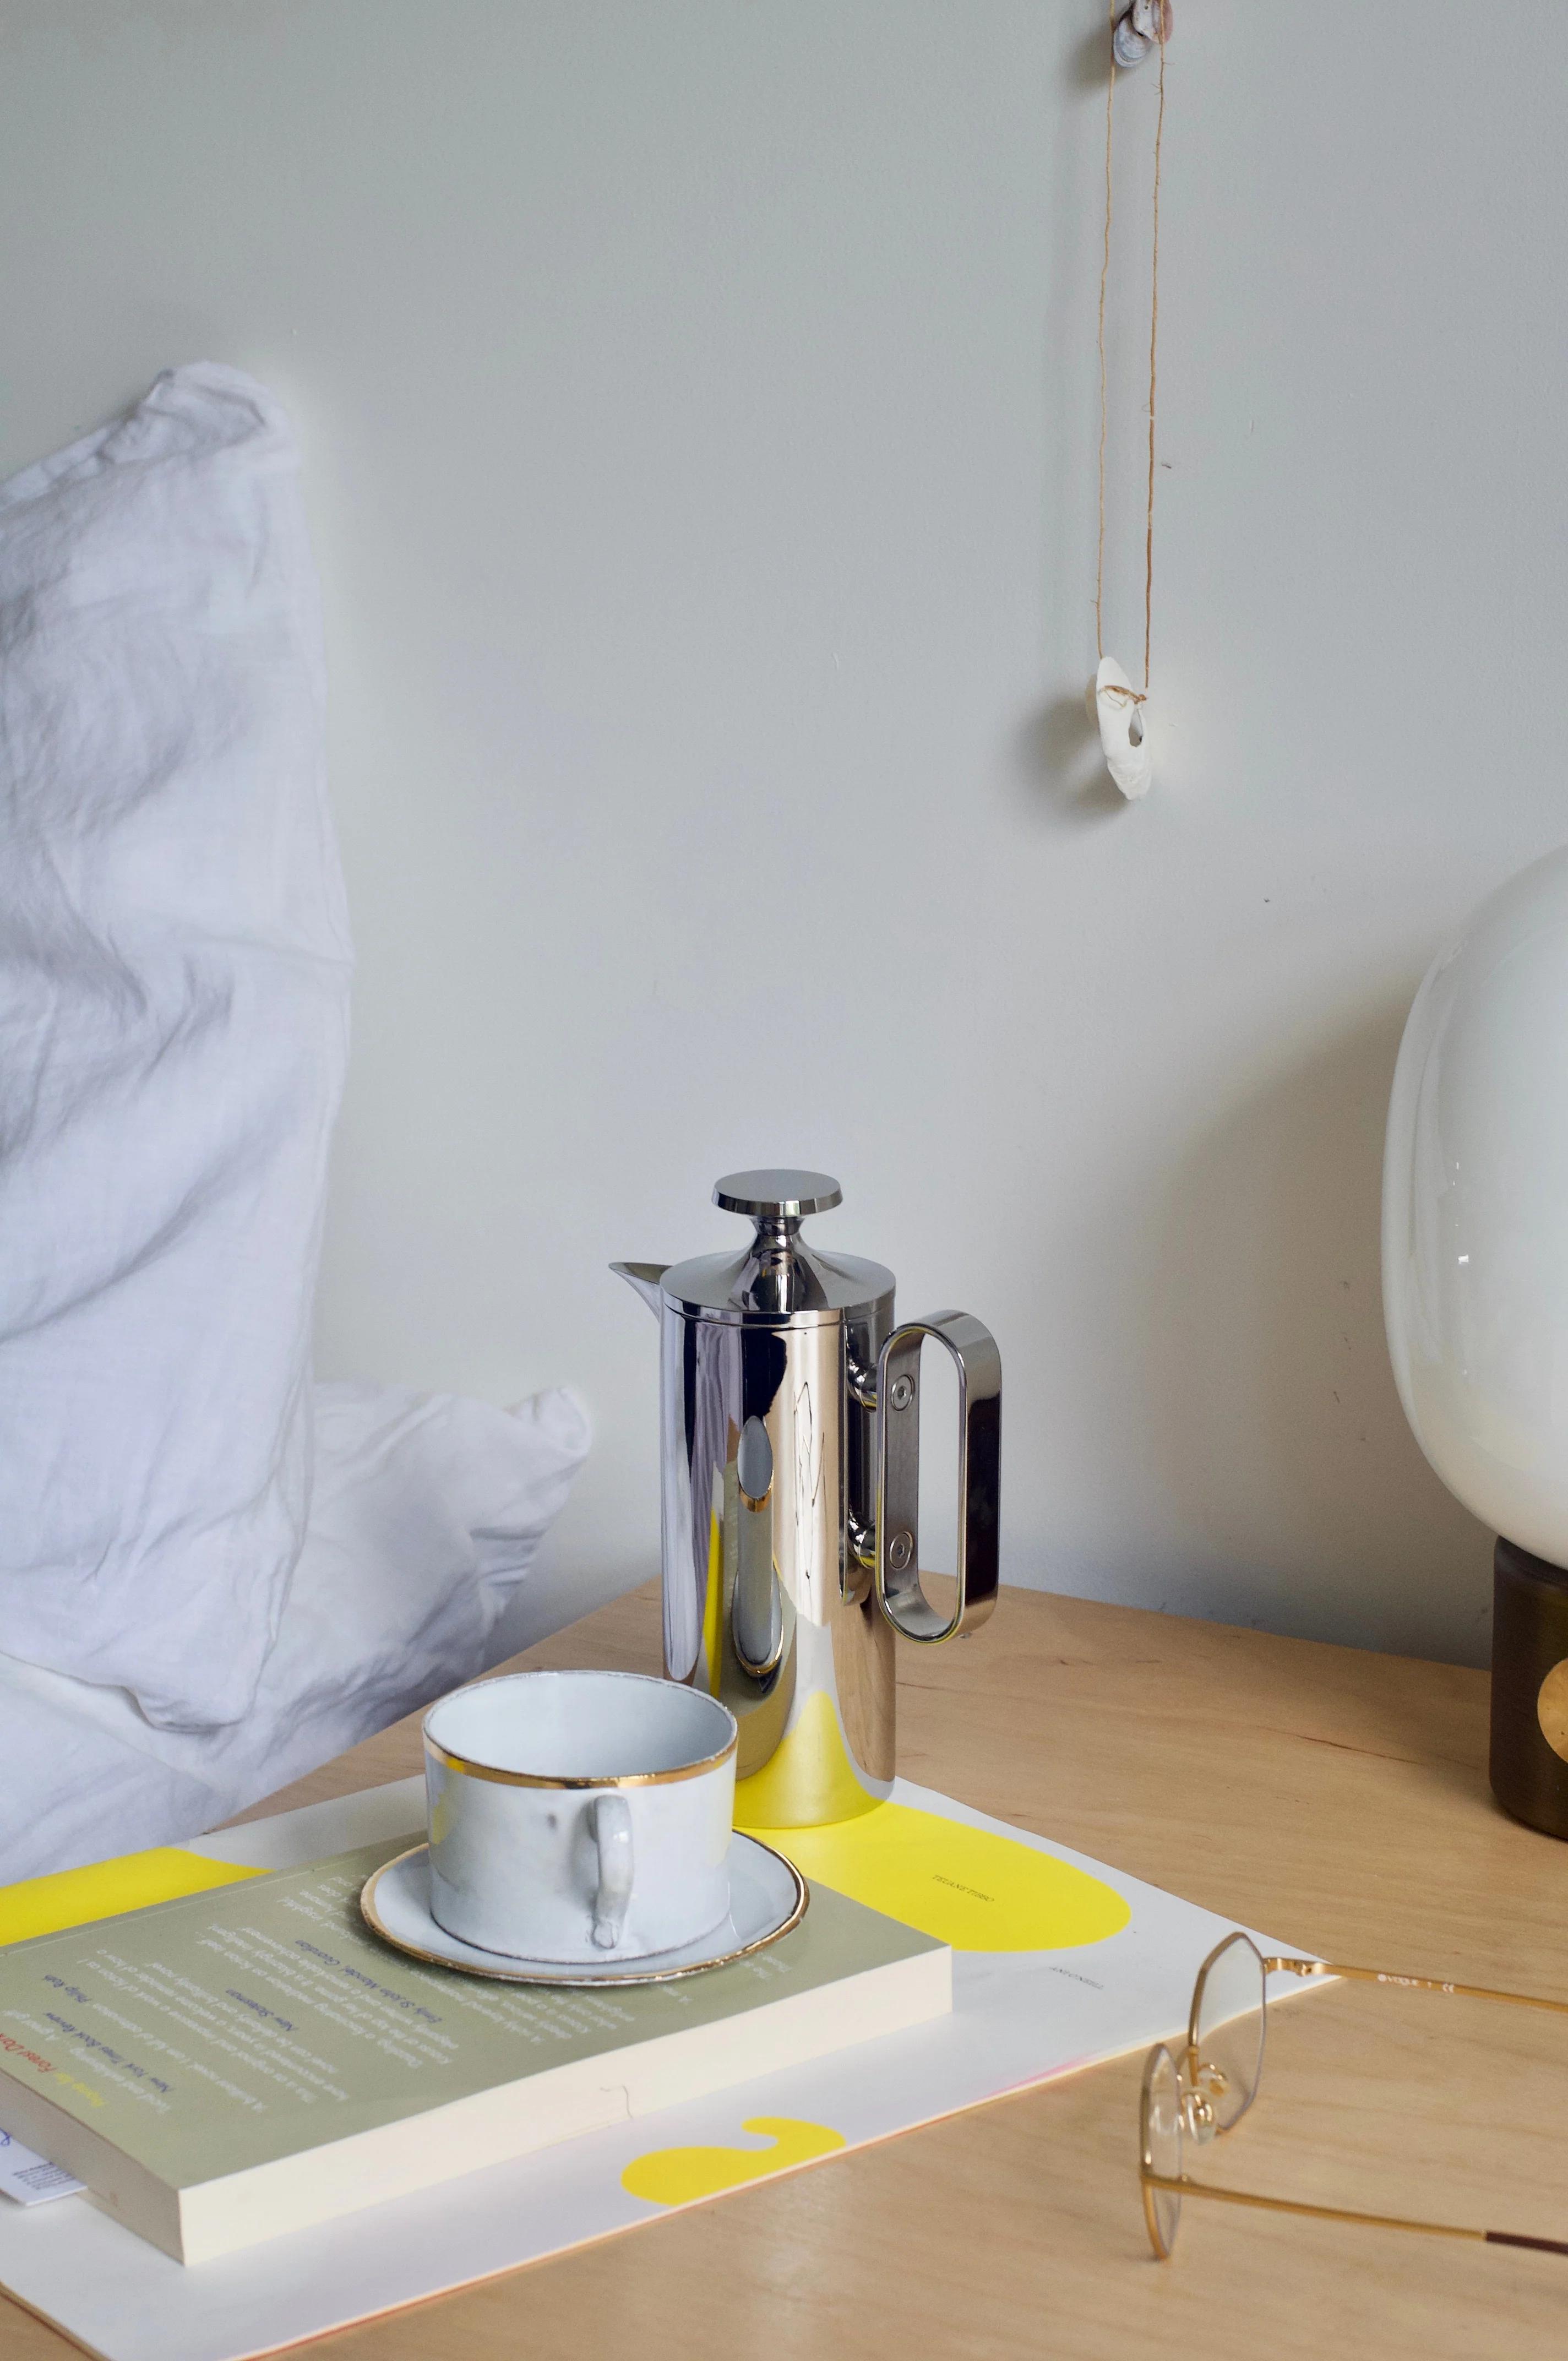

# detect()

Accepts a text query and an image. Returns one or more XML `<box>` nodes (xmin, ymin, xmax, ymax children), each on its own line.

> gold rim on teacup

<box><xmin>422</xmin><ymin>1669</ymin><xmax>738</xmax><ymax>1790</ymax></box>
<box><xmin>422</xmin><ymin>1731</ymin><xmax>736</xmax><ymax>1788</ymax></box>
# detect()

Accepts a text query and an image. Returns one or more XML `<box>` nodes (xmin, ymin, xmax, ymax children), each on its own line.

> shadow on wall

<box><xmin>1012</xmin><ymin>694</ymin><xmax>1129</xmax><ymax>828</ymax></box>
<box><xmin>1139</xmin><ymin>998</ymin><xmax>1494</xmax><ymax>1668</ymax></box>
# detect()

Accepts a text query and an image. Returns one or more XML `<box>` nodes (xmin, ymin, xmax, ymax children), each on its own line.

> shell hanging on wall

<box><xmin>1113</xmin><ymin>0</ymin><xmax>1172</xmax><ymax>70</ymax></box>
<box><xmin>1088</xmin><ymin>657</ymin><xmax>1152</xmax><ymax>799</ymax></box>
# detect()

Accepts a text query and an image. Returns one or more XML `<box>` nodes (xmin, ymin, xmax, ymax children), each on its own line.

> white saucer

<box><xmin>361</xmin><ymin>1834</ymin><xmax>807</xmax><ymax>1986</ymax></box>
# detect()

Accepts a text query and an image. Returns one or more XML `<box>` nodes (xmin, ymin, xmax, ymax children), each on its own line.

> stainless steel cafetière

<box><xmin>615</xmin><ymin>1170</ymin><xmax>1001</xmax><ymax>1827</ymax></box>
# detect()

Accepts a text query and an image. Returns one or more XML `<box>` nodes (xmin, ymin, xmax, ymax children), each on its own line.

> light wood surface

<box><xmin>9</xmin><ymin>1581</ymin><xmax>1568</xmax><ymax>2360</ymax></box>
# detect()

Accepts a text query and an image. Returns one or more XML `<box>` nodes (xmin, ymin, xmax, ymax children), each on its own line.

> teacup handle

<box><xmin>591</xmin><ymin>1792</ymin><xmax>635</xmax><ymax>1950</ymax></box>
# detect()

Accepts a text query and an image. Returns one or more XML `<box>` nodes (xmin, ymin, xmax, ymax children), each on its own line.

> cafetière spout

<box><xmin>611</xmin><ymin>1261</ymin><xmax>669</xmax><ymax>1317</ymax></box>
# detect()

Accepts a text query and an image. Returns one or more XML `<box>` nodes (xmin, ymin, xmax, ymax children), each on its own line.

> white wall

<box><xmin>2</xmin><ymin>2</ymin><xmax>1559</xmax><ymax>1667</ymax></box>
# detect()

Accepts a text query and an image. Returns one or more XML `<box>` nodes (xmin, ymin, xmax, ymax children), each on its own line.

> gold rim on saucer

<box><xmin>359</xmin><ymin>1838</ymin><xmax>807</xmax><ymax>1987</ymax></box>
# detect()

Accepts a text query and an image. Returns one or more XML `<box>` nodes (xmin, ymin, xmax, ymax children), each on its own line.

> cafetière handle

<box><xmin>875</xmin><ymin>1312</ymin><xmax>1001</xmax><ymax>1644</ymax></box>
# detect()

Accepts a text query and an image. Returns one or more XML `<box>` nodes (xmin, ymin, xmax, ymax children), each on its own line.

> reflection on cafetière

<box><xmin>616</xmin><ymin>1169</ymin><xmax>1001</xmax><ymax>1829</ymax></box>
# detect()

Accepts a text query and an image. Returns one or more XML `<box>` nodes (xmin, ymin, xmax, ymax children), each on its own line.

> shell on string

<box><xmin>1112</xmin><ymin>0</ymin><xmax>1172</xmax><ymax>70</ymax></box>
<box><xmin>1088</xmin><ymin>656</ymin><xmax>1152</xmax><ymax>799</ymax></box>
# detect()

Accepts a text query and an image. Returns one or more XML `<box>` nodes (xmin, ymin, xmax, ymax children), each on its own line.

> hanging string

<box><xmin>1094</xmin><ymin>2</ymin><xmax>1116</xmax><ymax>668</ymax></box>
<box><xmin>1143</xmin><ymin>9</ymin><xmax>1166</xmax><ymax>694</ymax></box>
<box><xmin>1094</xmin><ymin>3</ymin><xmax>1168</xmax><ymax>698</ymax></box>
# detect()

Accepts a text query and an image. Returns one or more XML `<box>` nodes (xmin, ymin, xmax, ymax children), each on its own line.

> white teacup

<box><xmin>422</xmin><ymin>1670</ymin><xmax>738</xmax><ymax>1963</ymax></box>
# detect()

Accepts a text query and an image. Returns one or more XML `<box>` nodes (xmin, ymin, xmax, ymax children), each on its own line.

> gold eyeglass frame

<box><xmin>1139</xmin><ymin>1929</ymin><xmax>1568</xmax><ymax>2262</ymax></box>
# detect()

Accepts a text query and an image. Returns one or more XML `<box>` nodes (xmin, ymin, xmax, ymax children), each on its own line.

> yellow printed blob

<box><xmin>622</xmin><ymin>2116</ymin><xmax>846</xmax><ymax>2206</ymax></box>
<box><xmin>0</xmin><ymin>1849</ymin><xmax>263</xmax><ymax>1949</ymax></box>
<box><xmin>739</xmin><ymin>1801</ymin><xmax>1130</xmax><ymax>1952</ymax></box>
<box><xmin>732</xmin><ymin>1688</ymin><xmax>882</xmax><ymax>1829</ymax></box>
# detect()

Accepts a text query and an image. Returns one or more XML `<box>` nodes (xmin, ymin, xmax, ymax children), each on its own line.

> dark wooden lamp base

<box><xmin>1491</xmin><ymin>1537</ymin><xmax>1568</xmax><ymax>1838</ymax></box>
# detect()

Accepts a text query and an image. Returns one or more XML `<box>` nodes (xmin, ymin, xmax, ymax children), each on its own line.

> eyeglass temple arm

<box><xmin>1145</xmin><ymin>2172</ymin><xmax>1568</xmax><ymax>2255</ymax></box>
<box><xmin>1263</xmin><ymin>1955</ymin><xmax>1568</xmax><ymax>2019</ymax></box>
<box><xmin>1154</xmin><ymin>1953</ymin><xmax>1568</xmax><ymax>2256</ymax></box>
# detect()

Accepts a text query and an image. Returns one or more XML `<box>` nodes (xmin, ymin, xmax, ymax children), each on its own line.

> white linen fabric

<box><xmin>0</xmin><ymin>1380</ymin><xmax>591</xmax><ymax>1883</ymax></box>
<box><xmin>0</xmin><ymin>365</ymin><xmax>598</xmax><ymax>1884</ymax></box>
<box><xmin>0</xmin><ymin>362</ymin><xmax>351</xmax><ymax>1729</ymax></box>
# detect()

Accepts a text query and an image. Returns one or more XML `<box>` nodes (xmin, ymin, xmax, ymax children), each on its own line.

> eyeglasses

<box><xmin>1140</xmin><ymin>1930</ymin><xmax>1568</xmax><ymax>2262</ymax></box>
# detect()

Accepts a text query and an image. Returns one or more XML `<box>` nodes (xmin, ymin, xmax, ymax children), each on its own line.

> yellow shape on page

<box><xmin>0</xmin><ymin>1850</ymin><xmax>263</xmax><ymax>1949</ymax></box>
<box><xmin>623</xmin><ymin>2117</ymin><xmax>846</xmax><ymax>2206</ymax></box>
<box><xmin>739</xmin><ymin>1798</ymin><xmax>1130</xmax><ymax>1952</ymax></box>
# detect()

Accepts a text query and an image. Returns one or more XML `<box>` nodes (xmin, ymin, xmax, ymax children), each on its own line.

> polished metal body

<box><xmin>615</xmin><ymin>1169</ymin><xmax>1001</xmax><ymax>1827</ymax></box>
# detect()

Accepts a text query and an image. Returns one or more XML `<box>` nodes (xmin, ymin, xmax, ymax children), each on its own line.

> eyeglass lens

<box><xmin>1142</xmin><ymin>2044</ymin><xmax>1184</xmax><ymax>2257</ymax></box>
<box><xmin>1190</xmin><ymin>1933</ymin><xmax>1267</xmax><ymax>2136</ymax></box>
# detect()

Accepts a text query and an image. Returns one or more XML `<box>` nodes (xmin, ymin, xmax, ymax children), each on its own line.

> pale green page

<box><xmin>0</xmin><ymin>1838</ymin><xmax>939</xmax><ymax>2191</ymax></box>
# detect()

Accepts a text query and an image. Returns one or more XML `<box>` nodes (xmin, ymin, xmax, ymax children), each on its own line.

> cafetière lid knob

<box><xmin>714</xmin><ymin>1168</ymin><xmax>842</xmax><ymax>1220</ymax></box>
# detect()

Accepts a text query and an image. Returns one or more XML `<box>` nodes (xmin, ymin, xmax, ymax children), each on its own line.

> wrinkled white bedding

<box><xmin>0</xmin><ymin>362</ymin><xmax>352</xmax><ymax>1728</ymax></box>
<box><xmin>0</xmin><ymin>365</ymin><xmax>593</xmax><ymax>1883</ymax></box>
<box><xmin>1</xmin><ymin>1381</ymin><xmax>589</xmax><ymax>1884</ymax></box>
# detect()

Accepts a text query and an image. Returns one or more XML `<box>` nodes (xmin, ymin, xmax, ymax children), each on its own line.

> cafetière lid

<box><xmin>659</xmin><ymin>1169</ymin><xmax>894</xmax><ymax>1322</ymax></box>
<box><xmin>713</xmin><ymin>1169</ymin><xmax>843</xmax><ymax>1220</ymax></box>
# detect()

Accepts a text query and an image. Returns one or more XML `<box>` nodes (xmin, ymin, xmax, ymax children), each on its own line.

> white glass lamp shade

<box><xmin>1384</xmin><ymin>846</ymin><xmax>1568</xmax><ymax>1565</ymax></box>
